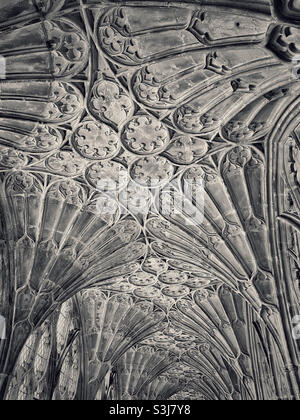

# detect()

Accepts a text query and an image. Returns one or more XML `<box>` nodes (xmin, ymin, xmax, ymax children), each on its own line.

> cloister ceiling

<box><xmin>0</xmin><ymin>0</ymin><xmax>300</xmax><ymax>400</ymax></box>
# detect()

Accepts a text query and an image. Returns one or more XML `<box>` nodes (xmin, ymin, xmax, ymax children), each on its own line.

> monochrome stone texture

<box><xmin>0</xmin><ymin>0</ymin><xmax>300</xmax><ymax>401</ymax></box>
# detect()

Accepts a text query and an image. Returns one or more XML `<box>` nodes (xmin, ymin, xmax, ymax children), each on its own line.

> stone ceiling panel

<box><xmin>0</xmin><ymin>0</ymin><xmax>299</xmax><ymax>401</ymax></box>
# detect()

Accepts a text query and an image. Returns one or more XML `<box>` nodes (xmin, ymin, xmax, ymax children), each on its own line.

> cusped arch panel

<box><xmin>0</xmin><ymin>19</ymin><xmax>89</xmax><ymax>79</ymax></box>
<box><xmin>0</xmin><ymin>81</ymin><xmax>84</xmax><ymax>123</ymax></box>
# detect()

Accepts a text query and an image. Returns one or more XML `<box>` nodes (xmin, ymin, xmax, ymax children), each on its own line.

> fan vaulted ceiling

<box><xmin>0</xmin><ymin>0</ymin><xmax>300</xmax><ymax>400</ymax></box>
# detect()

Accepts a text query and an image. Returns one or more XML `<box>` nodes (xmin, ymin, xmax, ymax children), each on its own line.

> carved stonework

<box><xmin>267</xmin><ymin>24</ymin><xmax>300</xmax><ymax>61</ymax></box>
<box><xmin>0</xmin><ymin>0</ymin><xmax>299</xmax><ymax>402</ymax></box>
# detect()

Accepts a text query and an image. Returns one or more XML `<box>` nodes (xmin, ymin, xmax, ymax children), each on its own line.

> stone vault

<box><xmin>0</xmin><ymin>0</ymin><xmax>299</xmax><ymax>400</ymax></box>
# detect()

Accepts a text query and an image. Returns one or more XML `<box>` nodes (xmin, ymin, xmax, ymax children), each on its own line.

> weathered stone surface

<box><xmin>0</xmin><ymin>0</ymin><xmax>300</xmax><ymax>401</ymax></box>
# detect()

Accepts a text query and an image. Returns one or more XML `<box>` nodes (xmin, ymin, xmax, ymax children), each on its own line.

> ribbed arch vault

<box><xmin>0</xmin><ymin>0</ymin><xmax>300</xmax><ymax>400</ymax></box>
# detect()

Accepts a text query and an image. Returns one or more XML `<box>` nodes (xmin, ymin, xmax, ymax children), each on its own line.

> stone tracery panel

<box><xmin>0</xmin><ymin>0</ymin><xmax>300</xmax><ymax>401</ymax></box>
